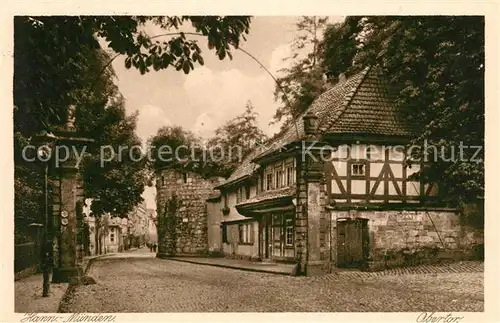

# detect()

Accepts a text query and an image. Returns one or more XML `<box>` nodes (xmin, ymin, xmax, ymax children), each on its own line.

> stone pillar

<box><xmin>304</xmin><ymin>151</ymin><xmax>328</xmax><ymax>276</ymax></box>
<box><xmin>295</xmin><ymin>138</ymin><xmax>330</xmax><ymax>276</ymax></box>
<box><xmin>51</xmin><ymin>105</ymin><xmax>93</xmax><ymax>283</ymax></box>
<box><xmin>52</xmin><ymin>162</ymin><xmax>83</xmax><ymax>283</ymax></box>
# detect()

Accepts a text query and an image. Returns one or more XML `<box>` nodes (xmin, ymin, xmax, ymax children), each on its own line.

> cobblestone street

<box><xmin>59</xmin><ymin>250</ymin><xmax>483</xmax><ymax>312</ymax></box>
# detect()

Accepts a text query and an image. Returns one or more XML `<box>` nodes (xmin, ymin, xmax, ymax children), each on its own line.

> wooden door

<box><xmin>336</xmin><ymin>218</ymin><xmax>369</xmax><ymax>268</ymax></box>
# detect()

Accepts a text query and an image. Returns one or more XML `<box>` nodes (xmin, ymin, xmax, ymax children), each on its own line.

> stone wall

<box><xmin>329</xmin><ymin>209</ymin><xmax>484</xmax><ymax>271</ymax></box>
<box><xmin>156</xmin><ymin>168</ymin><xmax>220</xmax><ymax>256</ymax></box>
<box><xmin>206</xmin><ymin>199</ymin><xmax>223</xmax><ymax>255</ymax></box>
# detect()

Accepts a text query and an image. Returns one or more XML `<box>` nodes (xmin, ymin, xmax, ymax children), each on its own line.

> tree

<box><xmin>320</xmin><ymin>16</ymin><xmax>485</xmax><ymax>205</ymax></box>
<box><xmin>320</xmin><ymin>16</ymin><xmax>364</xmax><ymax>79</ymax></box>
<box><xmin>148</xmin><ymin>125</ymin><xmax>202</xmax><ymax>171</ymax></box>
<box><xmin>272</xmin><ymin>16</ymin><xmax>329</xmax><ymax>131</ymax></box>
<box><xmin>14</xmin><ymin>133</ymin><xmax>46</xmax><ymax>244</ymax></box>
<box><xmin>80</xmin><ymin>95</ymin><xmax>148</xmax><ymax>254</ymax></box>
<box><xmin>14</xmin><ymin>16</ymin><xmax>252</xmax><ymax>135</ymax></box>
<box><xmin>207</xmin><ymin>101</ymin><xmax>268</xmax><ymax>176</ymax></box>
<box><xmin>14</xmin><ymin>16</ymin><xmax>252</xmax><ymax>242</ymax></box>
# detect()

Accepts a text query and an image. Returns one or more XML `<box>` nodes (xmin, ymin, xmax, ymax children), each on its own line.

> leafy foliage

<box><xmin>14</xmin><ymin>15</ymin><xmax>252</xmax><ymax>240</ymax></box>
<box><xmin>14</xmin><ymin>16</ymin><xmax>251</xmax><ymax>134</ymax></box>
<box><xmin>149</xmin><ymin>102</ymin><xmax>268</xmax><ymax>178</ymax></box>
<box><xmin>81</xmin><ymin>97</ymin><xmax>148</xmax><ymax>218</ymax></box>
<box><xmin>14</xmin><ymin>133</ymin><xmax>46</xmax><ymax>244</ymax></box>
<box><xmin>338</xmin><ymin>16</ymin><xmax>485</xmax><ymax>204</ymax></box>
<box><xmin>207</xmin><ymin>101</ymin><xmax>268</xmax><ymax>176</ymax></box>
<box><xmin>147</xmin><ymin>125</ymin><xmax>203</xmax><ymax>172</ymax></box>
<box><xmin>272</xmin><ymin>16</ymin><xmax>329</xmax><ymax>131</ymax></box>
<box><xmin>272</xmin><ymin>16</ymin><xmax>484</xmax><ymax>205</ymax></box>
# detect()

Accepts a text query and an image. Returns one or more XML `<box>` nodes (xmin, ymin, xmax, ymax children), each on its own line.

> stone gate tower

<box><xmin>156</xmin><ymin>167</ymin><xmax>221</xmax><ymax>257</ymax></box>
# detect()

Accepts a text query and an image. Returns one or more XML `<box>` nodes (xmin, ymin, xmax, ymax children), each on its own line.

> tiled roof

<box><xmin>217</xmin><ymin>148</ymin><xmax>261</xmax><ymax>187</ymax></box>
<box><xmin>206</xmin><ymin>191</ymin><xmax>221</xmax><ymax>201</ymax></box>
<box><xmin>252</xmin><ymin>68</ymin><xmax>368</xmax><ymax>160</ymax></box>
<box><xmin>321</xmin><ymin>67</ymin><xmax>419</xmax><ymax>136</ymax></box>
<box><xmin>219</xmin><ymin>66</ymin><xmax>417</xmax><ymax>187</ymax></box>
<box><xmin>236</xmin><ymin>186</ymin><xmax>295</xmax><ymax>206</ymax></box>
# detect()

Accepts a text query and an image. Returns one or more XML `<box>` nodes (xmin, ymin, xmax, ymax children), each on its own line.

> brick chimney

<box><xmin>303</xmin><ymin>111</ymin><xmax>318</xmax><ymax>136</ymax></box>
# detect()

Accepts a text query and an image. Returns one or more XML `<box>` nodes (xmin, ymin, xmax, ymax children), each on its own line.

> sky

<box><xmin>109</xmin><ymin>16</ymin><xmax>344</xmax><ymax>210</ymax></box>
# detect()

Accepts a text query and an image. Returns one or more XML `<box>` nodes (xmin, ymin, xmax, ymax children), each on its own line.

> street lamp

<box><xmin>37</xmin><ymin>144</ymin><xmax>52</xmax><ymax>297</ymax></box>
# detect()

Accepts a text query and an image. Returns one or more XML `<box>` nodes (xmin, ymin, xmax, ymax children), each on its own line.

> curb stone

<box><xmin>162</xmin><ymin>257</ymin><xmax>294</xmax><ymax>276</ymax></box>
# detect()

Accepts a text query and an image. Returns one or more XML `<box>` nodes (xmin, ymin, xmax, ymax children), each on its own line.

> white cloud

<box><xmin>192</xmin><ymin>112</ymin><xmax>217</xmax><ymax>138</ymax></box>
<box><xmin>136</xmin><ymin>104</ymin><xmax>171</xmax><ymax>144</ymax></box>
<box><xmin>269</xmin><ymin>43</ymin><xmax>293</xmax><ymax>76</ymax></box>
<box><xmin>183</xmin><ymin>65</ymin><xmax>280</xmax><ymax>138</ymax></box>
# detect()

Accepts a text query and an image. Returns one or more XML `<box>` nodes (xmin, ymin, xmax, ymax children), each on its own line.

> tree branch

<box><xmin>98</xmin><ymin>31</ymin><xmax>301</xmax><ymax>138</ymax></box>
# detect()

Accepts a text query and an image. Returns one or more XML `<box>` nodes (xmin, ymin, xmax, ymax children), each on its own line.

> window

<box><xmin>161</xmin><ymin>176</ymin><xmax>166</xmax><ymax>186</ymax></box>
<box><xmin>286</xmin><ymin>166</ymin><xmax>294</xmax><ymax>186</ymax></box>
<box><xmin>266</xmin><ymin>173</ymin><xmax>273</xmax><ymax>191</ymax></box>
<box><xmin>351</xmin><ymin>163</ymin><xmax>366</xmax><ymax>176</ymax></box>
<box><xmin>183</xmin><ymin>173</ymin><xmax>188</xmax><ymax>183</ymax></box>
<box><xmin>275</xmin><ymin>170</ymin><xmax>283</xmax><ymax>188</ymax></box>
<box><xmin>110</xmin><ymin>233</ymin><xmax>115</xmax><ymax>243</ymax></box>
<box><xmin>245</xmin><ymin>184</ymin><xmax>251</xmax><ymax>200</ymax></box>
<box><xmin>236</xmin><ymin>187</ymin><xmax>244</xmax><ymax>204</ymax></box>
<box><xmin>239</xmin><ymin>223</ymin><xmax>253</xmax><ymax>244</ymax></box>
<box><xmin>285</xmin><ymin>218</ymin><xmax>294</xmax><ymax>246</ymax></box>
<box><xmin>222</xmin><ymin>225</ymin><xmax>228</xmax><ymax>243</ymax></box>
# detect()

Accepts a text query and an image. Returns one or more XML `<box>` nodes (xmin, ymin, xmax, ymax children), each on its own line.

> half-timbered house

<box><xmin>155</xmin><ymin>66</ymin><xmax>483</xmax><ymax>275</ymax></box>
<box><xmin>206</xmin><ymin>66</ymin><xmax>483</xmax><ymax>274</ymax></box>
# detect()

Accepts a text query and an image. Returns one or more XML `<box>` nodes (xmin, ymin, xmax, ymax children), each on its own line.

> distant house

<box><xmin>146</xmin><ymin>208</ymin><xmax>157</xmax><ymax>244</ymax></box>
<box><xmin>102</xmin><ymin>216</ymin><xmax>127</xmax><ymax>253</ymax></box>
<box><xmin>126</xmin><ymin>202</ymin><xmax>149</xmax><ymax>248</ymax></box>
<box><xmin>82</xmin><ymin>199</ymin><xmax>129</xmax><ymax>255</ymax></box>
<box><xmin>157</xmin><ymin>66</ymin><xmax>484</xmax><ymax>275</ymax></box>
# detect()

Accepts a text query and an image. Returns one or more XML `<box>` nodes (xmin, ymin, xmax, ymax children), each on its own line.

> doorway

<box><xmin>336</xmin><ymin>218</ymin><xmax>369</xmax><ymax>268</ymax></box>
<box><xmin>260</xmin><ymin>213</ymin><xmax>294</xmax><ymax>261</ymax></box>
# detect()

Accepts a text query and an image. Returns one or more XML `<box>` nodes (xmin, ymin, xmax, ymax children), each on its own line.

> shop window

<box><xmin>239</xmin><ymin>223</ymin><xmax>253</xmax><ymax>244</ymax></box>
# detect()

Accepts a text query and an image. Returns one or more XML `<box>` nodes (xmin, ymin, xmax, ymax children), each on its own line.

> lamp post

<box><xmin>37</xmin><ymin>144</ymin><xmax>52</xmax><ymax>297</ymax></box>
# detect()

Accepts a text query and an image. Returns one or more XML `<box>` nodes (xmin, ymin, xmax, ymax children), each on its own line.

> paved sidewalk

<box><xmin>326</xmin><ymin>261</ymin><xmax>484</xmax><ymax>280</ymax></box>
<box><xmin>14</xmin><ymin>254</ymin><xmax>105</xmax><ymax>313</ymax></box>
<box><xmin>166</xmin><ymin>256</ymin><xmax>296</xmax><ymax>275</ymax></box>
<box><xmin>15</xmin><ymin>273</ymin><xmax>68</xmax><ymax>313</ymax></box>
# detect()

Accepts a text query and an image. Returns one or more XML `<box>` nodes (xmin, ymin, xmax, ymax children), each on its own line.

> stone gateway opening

<box><xmin>336</xmin><ymin>218</ymin><xmax>370</xmax><ymax>269</ymax></box>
